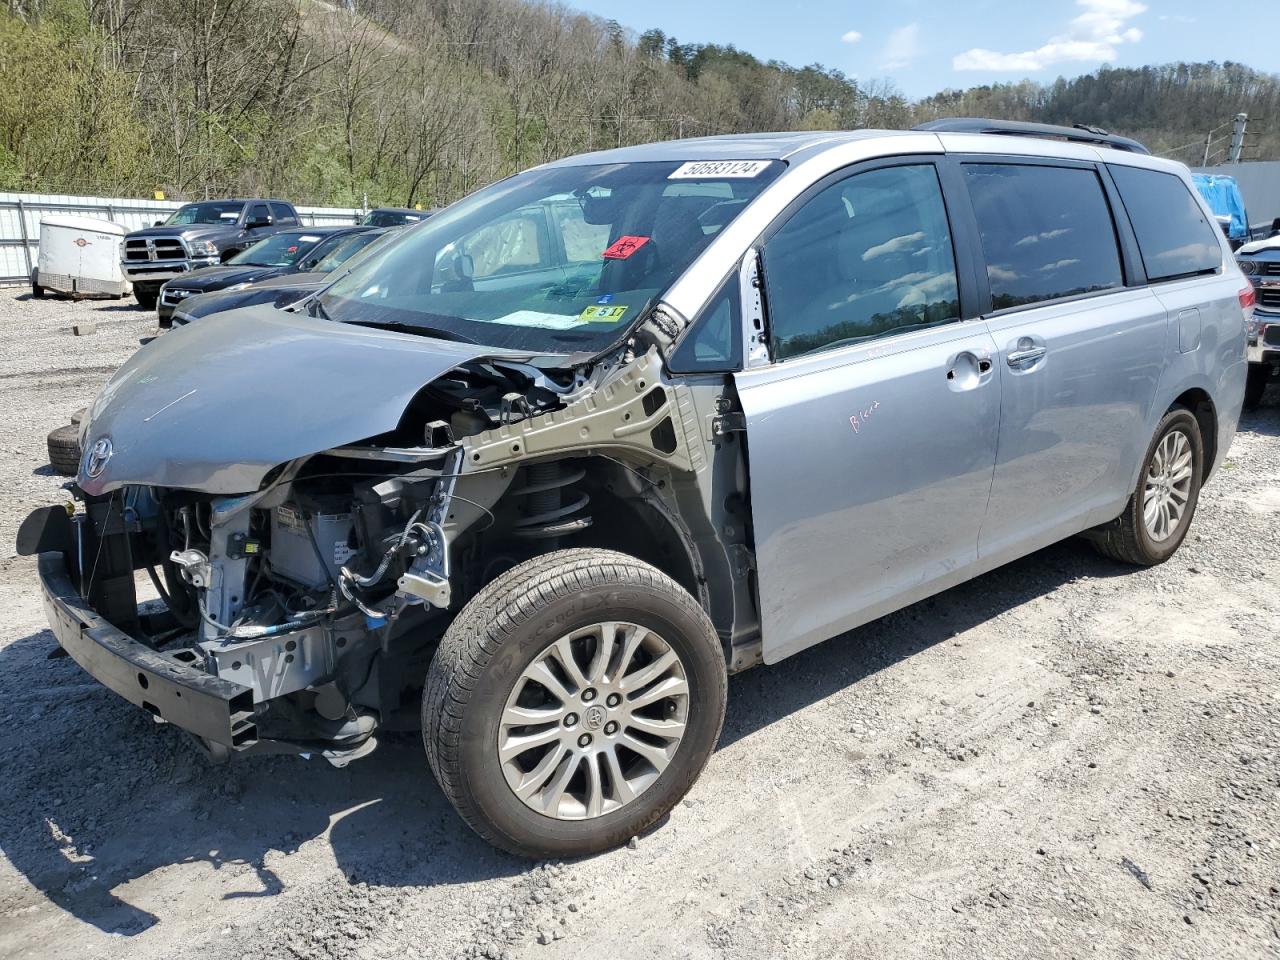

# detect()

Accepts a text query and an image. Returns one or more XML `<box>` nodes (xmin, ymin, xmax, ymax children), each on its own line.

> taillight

<box><xmin>1240</xmin><ymin>284</ymin><xmax>1256</xmax><ymax>318</ymax></box>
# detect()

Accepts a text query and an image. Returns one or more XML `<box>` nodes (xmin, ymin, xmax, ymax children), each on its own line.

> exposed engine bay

<box><xmin>44</xmin><ymin>315</ymin><xmax>761</xmax><ymax>765</ymax></box>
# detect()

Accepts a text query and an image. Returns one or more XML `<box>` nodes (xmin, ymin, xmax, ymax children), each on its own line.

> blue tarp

<box><xmin>1192</xmin><ymin>173</ymin><xmax>1249</xmax><ymax>240</ymax></box>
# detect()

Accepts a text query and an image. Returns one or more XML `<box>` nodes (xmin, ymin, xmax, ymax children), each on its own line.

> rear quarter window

<box><xmin>1109</xmin><ymin>165</ymin><xmax>1222</xmax><ymax>282</ymax></box>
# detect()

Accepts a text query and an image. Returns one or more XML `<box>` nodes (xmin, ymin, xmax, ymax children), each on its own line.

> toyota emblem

<box><xmin>85</xmin><ymin>437</ymin><xmax>113</xmax><ymax>478</ymax></box>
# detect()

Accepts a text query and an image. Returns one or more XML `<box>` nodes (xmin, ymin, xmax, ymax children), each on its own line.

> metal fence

<box><xmin>0</xmin><ymin>191</ymin><xmax>363</xmax><ymax>286</ymax></box>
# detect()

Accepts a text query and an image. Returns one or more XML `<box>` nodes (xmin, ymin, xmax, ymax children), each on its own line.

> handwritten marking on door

<box><xmin>849</xmin><ymin>400</ymin><xmax>881</xmax><ymax>435</ymax></box>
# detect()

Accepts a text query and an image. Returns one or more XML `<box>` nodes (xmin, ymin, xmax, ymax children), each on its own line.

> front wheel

<box><xmin>135</xmin><ymin>288</ymin><xmax>157</xmax><ymax>311</ymax></box>
<box><xmin>423</xmin><ymin>548</ymin><xmax>727</xmax><ymax>858</ymax></box>
<box><xmin>1089</xmin><ymin>407</ymin><xmax>1203</xmax><ymax>566</ymax></box>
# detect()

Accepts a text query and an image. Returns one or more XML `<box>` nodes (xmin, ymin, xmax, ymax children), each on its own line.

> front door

<box><xmin>734</xmin><ymin>161</ymin><xmax>1001</xmax><ymax>664</ymax></box>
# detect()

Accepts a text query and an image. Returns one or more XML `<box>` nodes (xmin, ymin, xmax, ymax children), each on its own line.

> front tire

<box><xmin>1090</xmin><ymin>407</ymin><xmax>1203</xmax><ymax>566</ymax></box>
<box><xmin>135</xmin><ymin>288</ymin><xmax>157</xmax><ymax>311</ymax></box>
<box><xmin>423</xmin><ymin>548</ymin><xmax>727</xmax><ymax>858</ymax></box>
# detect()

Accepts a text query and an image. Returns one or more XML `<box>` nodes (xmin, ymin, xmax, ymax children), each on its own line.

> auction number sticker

<box><xmin>579</xmin><ymin>305</ymin><xmax>629</xmax><ymax>323</ymax></box>
<box><xmin>668</xmin><ymin>160</ymin><xmax>770</xmax><ymax>179</ymax></box>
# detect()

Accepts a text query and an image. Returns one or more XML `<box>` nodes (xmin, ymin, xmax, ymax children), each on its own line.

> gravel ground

<box><xmin>1</xmin><ymin>289</ymin><xmax>1278</xmax><ymax>960</ymax></box>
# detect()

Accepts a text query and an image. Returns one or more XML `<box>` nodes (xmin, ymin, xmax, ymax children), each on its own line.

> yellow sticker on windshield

<box><xmin>579</xmin><ymin>305</ymin><xmax>628</xmax><ymax>324</ymax></box>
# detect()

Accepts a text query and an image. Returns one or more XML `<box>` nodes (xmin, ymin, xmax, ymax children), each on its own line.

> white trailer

<box><xmin>33</xmin><ymin>214</ymin><xmax>130</xmax><ymax>299</ymax></box>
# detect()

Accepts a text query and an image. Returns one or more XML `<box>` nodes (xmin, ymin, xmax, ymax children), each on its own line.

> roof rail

<box><xmin>914</xmin><ymin>118</ymin><xmax>1150</xmax><ymax>155</ymax></box>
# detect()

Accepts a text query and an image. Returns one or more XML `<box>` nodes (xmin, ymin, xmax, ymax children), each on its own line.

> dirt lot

<box><xmin>0</xmin><ymin>290</ymin><xmax>1277</xmax><ymax>960</ymax></box>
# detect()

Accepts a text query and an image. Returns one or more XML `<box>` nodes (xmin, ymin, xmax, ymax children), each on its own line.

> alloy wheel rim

<box><xmin>1143</xmin><ymin>429</ymin><xmax>1193</xmax><ymax>543</ymax></box>
<box><xmin>498</xmin><ymin>621</ymin><xmax>689</xmax><ymax>821</ymax></box>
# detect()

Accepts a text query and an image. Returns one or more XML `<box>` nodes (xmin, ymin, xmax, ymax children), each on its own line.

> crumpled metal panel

<box><xmin>461</xmin><ymin>349</ymin><xmax>699</xmax><ymax>474</ymax></box>
<box><xmin>78</xmin><ymin>306</ymin><xmax>505</xmax><ymax>495</ymax></box>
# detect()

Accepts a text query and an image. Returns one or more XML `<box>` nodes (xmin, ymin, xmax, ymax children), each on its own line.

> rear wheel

<box><xmin>1244</xmin><ymin>364</ymin><xmax>1269</xmax><ymax>410</ymax></box>
<box><xmin>47</xmin><ymin>423</ymin><xmax>81</xmax><ymax>476</ymax></box>
<box><xmin>1090</xmin><ymin>407</ymin><xmax>1203</xmax><ymax>566</ymax></box>
<box><xmin>423</xmin><ymin>548</ymin><xmax>727</xmax><ymax>858</ymax></box>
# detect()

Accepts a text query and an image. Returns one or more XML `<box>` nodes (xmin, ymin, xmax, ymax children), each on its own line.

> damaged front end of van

<box><xmin>18</xmin><ymin>296</ymin><xmax>749</xmax><ymax>763</ymax></box>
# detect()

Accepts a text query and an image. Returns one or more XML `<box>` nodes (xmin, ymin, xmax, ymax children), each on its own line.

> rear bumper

<box><xmin>34</xmin><ymin>270</ymin><xmax>129</xmax><ymax>298</ymax></box>
<box><xmin>37</xmin><ymin>551</ymin><xmax>257</xmax><ymax>748</ymax></box>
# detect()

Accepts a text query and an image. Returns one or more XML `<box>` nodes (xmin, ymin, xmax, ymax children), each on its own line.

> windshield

<box><xmin>362</xmin><ymin>209</ymin><xmax>424</xmax><ymax>227</ymax></box>
<box><xmin>165</xmin><ymin>201</ymin><xmax>244</xmax><ymax>225</ymax></box>
<box><xmin>320</xmin><ymin>159</ymin><xmax>784</xmax><ymax>353</ymax></box>
<box><xmin>312</xmin><ymin>231</ymin><xmax>384</xmax><ymax>272</ymax></box>
<box><xmin>229</xmin><ymin>230</ymin><xmax>327</xmax><ymax>267</ymax></box>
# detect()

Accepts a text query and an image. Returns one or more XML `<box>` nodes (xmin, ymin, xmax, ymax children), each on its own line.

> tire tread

<box><xmin>423</xmin><ymin>548</ymin><xmax>724</xmax><ymax>856</ymax></box>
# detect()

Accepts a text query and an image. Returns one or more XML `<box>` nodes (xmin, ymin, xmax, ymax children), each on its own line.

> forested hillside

<box><xmin>1</xmin><ymin>0</ymin><xmax>1277</xmax><ymax>207</ymax></box>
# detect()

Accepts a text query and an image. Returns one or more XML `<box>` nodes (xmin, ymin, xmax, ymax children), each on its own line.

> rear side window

<box><xmin>1108</xmin><ymin>166</ymin><xmax>1222</xmax><ymax>282</ymax></box>
<box><xmin>270</xmin><ymin>202</ymin><xmax>297</xmax><ymax>225</ymax></box>
<box><xmin>964</xmin><ymin>163</ymin><xmax>1123</xmax><ymax>311</ymax></box>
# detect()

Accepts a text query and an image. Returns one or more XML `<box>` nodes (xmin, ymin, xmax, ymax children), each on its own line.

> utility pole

<box><xmin>1201</xmin><ymin>128</ymin><xmax>1212</xmax><ymax>167</ymax></box>
<box><xmin>1229</xmin><ymin>113</ymin><xmax>1248</xmax><ymax>164</ymax></box>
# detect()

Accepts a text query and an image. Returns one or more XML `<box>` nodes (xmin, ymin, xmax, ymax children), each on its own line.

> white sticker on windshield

<box><xmin>668</xmin><ymin>160</ymin><xmax>770</xmax><ymax>180</ymax></box>
<box><xmin>496</xmin><ymin>310</ymin><xmax>585</xmax><ymax>330</ymax></box>
<box><xmin>219</xmin><ymin>212</ymin><xmax>239</xmax><ymax>219</ymax></box>
<box><xmin>298</xmin><ymin>235</ymin><xmax>320</xmax><ymax>242</ymax></box>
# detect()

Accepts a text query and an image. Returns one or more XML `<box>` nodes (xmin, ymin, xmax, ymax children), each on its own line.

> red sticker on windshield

<box><xmin>286</xmin><ymin>245</ymin><xmax>299</xmax><ymax>253</ymax></box>
<box><xmin>602</xmin><ymin>236</ymin><xmax>650</xmax><ymax>260</ymax></box>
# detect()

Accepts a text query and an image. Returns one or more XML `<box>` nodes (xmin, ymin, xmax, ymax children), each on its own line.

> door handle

<box><xmin>1007</xmin><ymin>346</ymin><xmax>1047</xmax><ymax>368</ymax></box>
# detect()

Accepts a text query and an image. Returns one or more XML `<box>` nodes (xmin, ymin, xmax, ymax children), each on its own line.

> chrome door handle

<box><xmin>1007</xmin><ymin>346</ymin><xmax>1047</xmax><ymax>367</ymax></box>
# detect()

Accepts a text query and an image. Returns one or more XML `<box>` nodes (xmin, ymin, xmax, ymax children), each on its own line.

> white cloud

<box><xmin>953</xmin><ymin>0</ymin><xmax>1146</xmax><ymax>72</ymax></box>
<box><xmin>841</xmin><ymin>30</ymin><xmax>863</xmax><ymax>44</ymax></box>
<box><xmin>881</xmin><ymin>23</ymin><xmax>921</xmax><ymax>70</ymax></box>
<box><xmin>1039</xmin><ymin>258</ymin><xmax>1081</xmax><ymax>272</ymax></box>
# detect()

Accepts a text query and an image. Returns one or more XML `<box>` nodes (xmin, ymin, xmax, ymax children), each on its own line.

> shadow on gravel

<box><xmin>0</xmin><ymin>628</ymin><xmax>523</xmax><ymax>938</ymax></box>
<box><xmin>721</xmin><ymin>536</ymin><xmax>1128</xmax><ymax>747</ymax></box>
<box><xmin>1237</xmin><ymin>392</ymin><xmax>1280</xmax><ymax>438</ymax></box>
<box><xmin>0</xmin><ymin>536</ymin><xmax>1145</xmax><ymax>937</ymax></box>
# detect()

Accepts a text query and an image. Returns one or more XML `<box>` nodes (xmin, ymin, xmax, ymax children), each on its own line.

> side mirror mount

<box><xmin>153</xmin><ymin>220</ymin><xmax>165</xmax><ymax>227</ymax></box>
<box><xmin>246</xmin><ymin>215</ymin><xmax>272</xmax><ymax>229</ymax></box>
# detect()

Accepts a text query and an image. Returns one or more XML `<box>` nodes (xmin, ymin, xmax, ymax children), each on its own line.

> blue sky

<box><xmin>570</xmin><ymin>0</ymin><xmax>1275</xmax><ymax>98</ymax></box>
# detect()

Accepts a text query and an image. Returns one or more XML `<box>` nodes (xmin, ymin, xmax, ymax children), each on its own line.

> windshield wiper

<box><xmin>306</xmin><ymin>297</ymin><xmax>332</xmax><ymax>320</ymax></box>
<box><xmin>344</xmin><ymin>319</ymin><xmax>479</xmax><ymax>344</ymax></box>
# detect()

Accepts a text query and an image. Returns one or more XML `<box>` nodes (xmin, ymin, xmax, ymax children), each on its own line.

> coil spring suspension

<box><xmin>512</xmin><ymin>462</ymin><xmax>592</xmax><ymax>541</ymax></box>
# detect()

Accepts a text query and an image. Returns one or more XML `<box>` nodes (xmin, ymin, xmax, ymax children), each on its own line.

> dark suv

<box><xmin>121</xmin><ymin>199</ymin><xmax>300</xmax><ymax>310</ymax></box>
<box><xmin>155</xmin><ymin>226</ymin><xmax>371</xmax><ymax>326</ymax></box>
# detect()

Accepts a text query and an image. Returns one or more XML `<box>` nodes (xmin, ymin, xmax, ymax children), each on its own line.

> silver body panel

<box><xmin>78</xmin><ymin>307</ymin><xmax>509</xmax><ymax>496</ymax></box>
<box><xmin>735</xmin><ymin>322</ymin><xmax>1001</xmax><ymax>663</ymax></box>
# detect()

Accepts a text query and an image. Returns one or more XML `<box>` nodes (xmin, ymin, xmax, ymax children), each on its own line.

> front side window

<box><xmin>249</xmin><ymin>203</ymin><xmax>271</xmax><ymax>225</ymax></box>
<box><xmin>964</xmin><ymin>163</ymin><xmax>1123</xmax><ymax>310</ymax></box>
<box><xmin>1109</xmin><ymin>165</ymin><xmax>1223</xmax><ymax>282</ymax></box>
<box><xmin>318</xmin><ymin>160</ymin><xmax>784</xmax><ymax>354</ymax></box>
<box><xmin>164</xmin><ymin>201</ymin><xmax>244</xmax><ymax>225</ymax></box>
<box><xmin>229</xmin><ymin>230</ymin><xmax>324</xmax><ymax>267</ymax></box>
<box><xmin>762</xmin><ymin>164</ymin><xmax>961</xmax><ymax>361</ymax></box>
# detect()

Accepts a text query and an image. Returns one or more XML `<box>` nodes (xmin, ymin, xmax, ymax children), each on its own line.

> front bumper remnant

<box><xmin>37</xmin><ymin>552</ymin><xmax>257</xmax><ymax>748</ymax></box>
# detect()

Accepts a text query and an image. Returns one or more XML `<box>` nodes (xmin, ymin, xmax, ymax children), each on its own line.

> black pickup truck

<box><xmin>121</xmin><ymin>199</ymin><xmax>301</xmax><ymax>309</ymax></box>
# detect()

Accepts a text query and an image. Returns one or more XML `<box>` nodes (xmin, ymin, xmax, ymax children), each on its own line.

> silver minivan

<box><xmin>21</xmin><ymin>120</ymin><xmax>1250</xmax><ymax>858</ymax></box>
